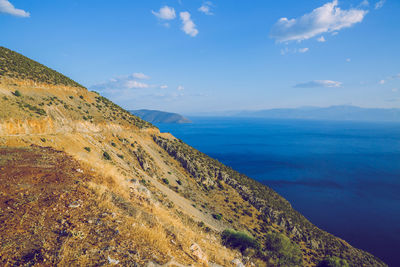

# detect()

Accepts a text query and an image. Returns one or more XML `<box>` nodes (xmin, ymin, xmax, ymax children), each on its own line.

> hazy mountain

<box><xmin>130</xmin><ymin>109</ymin><xmax>191</xmax><ymax>124</ymax></box>
<box><xmin>235</xmin><ymin>105</ymin><xmax>400</xmax><ymax>122</ymax></box>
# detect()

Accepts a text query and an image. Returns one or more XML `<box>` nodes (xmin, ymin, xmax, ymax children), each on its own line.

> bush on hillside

<box><xmin>221</xmin><ymin>229</ymin><xmax>259</xmax><ymax>252</ymax></box>
<box><xmin>264</xmin><ymin>231</ymin><xmax>302</xmax><ymax>266</ymax></box>
<box><xmin>317</xmin><ymin>256</ymin><xmax>349</xmax><ymax>267</ymax></box>
<box><xmin>84</xmin><ymin>147</ymin><xmax>91</xmax><ymax>152</ymax></box>
<box><xmin>103</xmin><ymin>151</ymin><xmax>111</xmax><ymax>160</ymax></box>
<box><xmin>212</xmin><ymin>213</ymin><xmax>223</xmax><ymax>220</ymax></box>
<box><xmin>13</xmin><ymin>90</ymin><xmax>21</xmax><ymax>97</ymax></box>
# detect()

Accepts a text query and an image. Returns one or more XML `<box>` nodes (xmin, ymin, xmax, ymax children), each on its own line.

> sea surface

<box><xmin>156</xmin><ymin>117</ymin><xmax>400</xmax><ymax>266</ymax></box>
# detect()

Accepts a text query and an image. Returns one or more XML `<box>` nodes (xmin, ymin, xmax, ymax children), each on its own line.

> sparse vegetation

<box><xmin>84</xmin><ymin>147</ymin><xmax>91</xmax><ymax>152</ymax></box>
<box><xmin>162</xmin><ymin>178</ymin><xmax>169</xmax><ymax>185</ymax></box>
<box><xmin>0</xmin><ymin>46</ymin><xmax>84</xmax><ymax>87</ymax></box>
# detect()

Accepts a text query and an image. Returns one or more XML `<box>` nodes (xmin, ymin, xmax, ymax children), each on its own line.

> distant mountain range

<box><xmin>130</xmin><ymin>109</ymin><xmax>191</xmax><ymax>124</ymax></box>
<box><xmin>233</xmin><ymin>106</ymin><xmax>400</xmax><ymax>122</ymax></box>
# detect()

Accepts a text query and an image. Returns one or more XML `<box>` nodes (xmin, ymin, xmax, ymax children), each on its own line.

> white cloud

<box><xmin>177</xmin><ymin>85</ymin><xmax>184</xmax><ymax>91</ymax></box>
<box><xmin>126</xmin><ymin>80</ymin><xmax>149</xmax><ymax>89</ymax></box>
<box><xmin>180</xmin><ymin>11</ymin><xmax>199</xmax><ymax>37</ymax></box>
<box><xmin>91</xmin><ymin>75</ymin><xmax>152</xmax><ymax>93</ymax></box>
<box><xmin>199</xmin><ymin>1</ymin><xmax>213</xmax><ymax>15</ymax></box>
<box><xmin>132</xmin><ymin>72</ymin><xmax>150</xmax><ymax>80</ymax></box>
<box><xmin>317</xmin><ymin>36</ymin><xmax>326</xmax><ymax>42</ymax></box>
<box><xmin>152</xmin><ymin>6</ymin><xmax>176</xmax><ymax>20</ymax></box>
<box><xmin>0</xmin><ymin>0</ymin><xmax>30</xmax><ymax>17</ymax></box>
<box><xmin>160</xmin><ymin>85</ymin><xmax>168</xmax><ymax>89</ymax></box>
<box><xmin>294</xmin><ymin>80</ymin><xmax>342</xmax><ymax>88</ymax></box>
<box><xmin>298</xmin><ymin>48</ymin><xmax>309</xmax><ymax>53</ymax></box>
<box><xmin>379</xmin><ymin>79</ymin><xmax>385</xmax><ymax>84</ymax></box>
<box><xmin>375</xmin><ymin>0</ymin><xmax>386</xmax><ymax>9</ymax></box>
<box><xmin>346</xmin><ymin>58</ymin><xmax>351</xmax><ymax>62</ymax></box>
<box><xmin>270</xmin><ymin>0</ymin><xmax>367</xmax><ymax>42</ymax></box>
<box><xmin>360</xmin><ymin>0</ymin><xmax>370</xmax><ymax>7</ymax></box>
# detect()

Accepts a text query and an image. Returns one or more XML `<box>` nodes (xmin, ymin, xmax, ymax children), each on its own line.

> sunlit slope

<box><xmin>0</xmin><ymin>47</ymin><xmax>387</xmax><ymax>266</ymax></box>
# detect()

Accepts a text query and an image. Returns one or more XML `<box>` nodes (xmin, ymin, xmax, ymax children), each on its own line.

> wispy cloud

<box><xmin>360</xmin><ymin>0</ymin><xmax>370</xmax><ymax>7</ymax></box>
<box><xmin>375</xmin><ymin>0</ymin><xmax>386</xmax><ymax>9</ymax></box>
<box><xmin>198</xmin><ymin>1</ymin><xmax>213</xmax><ymax>15</ymax></box>
<box><xmin>0</xmin><ymin>0</ymin><xmax>30</xmax><ymax>17</ymax></box>
<box><xmin>160</xmin><ymin>85</ymin><xmax>168</xmax><ymax>89</ymax></box>
<box><xmin>391</xmin><ymin>73</ymin><xmax>400</xmax><ymax>79</ymax></box>
<box><xmin>152</xmin><ymin>6</ymin><xmax>176</xmax><ymax>20</ymax></box>
<box><xmin>317</xmin><ymin>36</ymin><xmax>326</xmax><ymax>42</ymax></box>
<box><xmin>132</xmin><ymin>72</ymin><xmax>150</xmax><ymax>80</ymax></box>
<box><xmin>91</xmin><ymin>74</ymin><xmax>152</xmax><ymax>93</ymax></box>
<box><xmin>294</xmin><ymin>80</ymin><xmax>342</xmax><ymax>88</ymax></box>
<box><xmin>180</xmin><ymin>11</ymin><xmax>199</xmax><ymax>37</ymax></box>
<box><xmin>298</xmin><ymin>48</ymin><xmax>309</xmax><ymax>53</ymax></box>
<box><xmin>126</xmin><ymin>80</ymin><xmax>149</xmax><ymax>89</ymax></box>
<box><xmin>379</xmin><ymin>79</ymin><xmax>385</xmax><ymax>85</ymax></box>
<box><xmin>270</xmin><ymin>0</ymin><xmax>367</xmax><ymax>42</ymax></box>
<box><xmin>177</xmin><ymin>85</ymin><xmax>185</xmax><ymax>91</ymax></box>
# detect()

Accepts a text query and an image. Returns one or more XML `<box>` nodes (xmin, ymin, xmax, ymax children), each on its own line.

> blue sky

<box><xmin>1</xmin><ymin>0</ymin><xmax>400</xmax><ymax>113</ymax></box>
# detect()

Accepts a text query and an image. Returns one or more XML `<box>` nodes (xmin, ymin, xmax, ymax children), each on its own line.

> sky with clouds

<box><xmin>1</xmin><ymin>0</ymin><xmax>400</xmax><ymax>113</ymax></box>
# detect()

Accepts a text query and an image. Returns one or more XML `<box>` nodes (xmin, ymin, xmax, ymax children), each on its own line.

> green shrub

<box><xmin>117</xmin><ymin>154</ymin><xmax>124</xmax><ymax>159</ymax></box>
<box><xmin>221</xmin><ymin>229</ymin><xmax>259</xmax><ymax>252</ymax></box>
<box><xmin>264</xmin><ymin>232</ymin><xmax>302</xmax><ymax>266</ymax></box>
<box><xmin>103</xmin><ymin>151</ymin><xmax>111</xmax><ymax>160</ymax></box>
<box><xmin>162</xmin><ymin>178</ymin><xmax>169</xmax><ymax>185</ymax></box>
<box><xmin>212</xmin><ymin>213</ymin><xmax>223</xmax><ymax>220</ymax></box>
<box><xmin>40</xmin><ymin>138</ymin><xmax>46</xmax><ymax>142</ymax></box>
<box><xmin>176</xmin><ymin>179</ymin><xmax>182</xmax><ymax>185</ymax></box>
<box><xmin>13</xmin><ymin>90</ymin><xmax>21</xmax><ymax>97</ymax></box>
<box><xmin>317</xmin><ymin>256</ymin><xmax>349</xmax><ymax>267</ymax></box>
<box><xmin>84</xmin><ymin>147</ymin><xmax>91</xmax><ymax>152</ymax></box>
<box><xmin>111</xmin><ymin>142</ymin><xmax>117</xmax><ymax>147</ymax></box>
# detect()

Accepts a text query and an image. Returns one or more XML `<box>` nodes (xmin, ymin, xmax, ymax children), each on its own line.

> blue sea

<box><xmin>156</xmin><ymin>117</ymin><xmax>400</xmax><ymax>266</ymax></box>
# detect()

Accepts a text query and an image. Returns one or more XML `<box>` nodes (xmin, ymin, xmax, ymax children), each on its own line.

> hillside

<box><xmin>130</xmin><ymin>109</ymin><xmax>192</xmax><ymax>124</ymax></box>
<box><xmin>236</xmin><ymin>106</ymin><xmax>400</xmax><ymax>122</ymax></box>
<box><xmin>0</xmin><ymin>47</ymin><xmax>387</xmax><ymax>266</ymax></box>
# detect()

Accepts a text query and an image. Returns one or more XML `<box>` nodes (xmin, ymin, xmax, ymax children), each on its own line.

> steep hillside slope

<box><xmin>0</xmin><ymin>47</ymin><xmax>386</xmax><ymax>266</ymax></box>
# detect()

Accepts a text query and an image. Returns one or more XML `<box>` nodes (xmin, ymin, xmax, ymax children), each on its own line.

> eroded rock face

<box><xmin>189</xmin><ymin>243</ymin><xmax>208</xmax><ymax>265</ymax></box>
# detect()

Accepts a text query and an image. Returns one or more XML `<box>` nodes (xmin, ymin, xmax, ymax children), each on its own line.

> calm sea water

<box><xmin>156</xmin><ymin>117</ymin><xmax>400</xmax><ymax>266</ymax></box>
